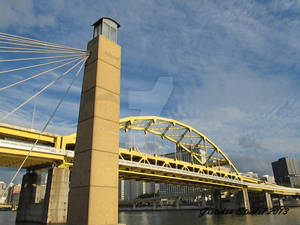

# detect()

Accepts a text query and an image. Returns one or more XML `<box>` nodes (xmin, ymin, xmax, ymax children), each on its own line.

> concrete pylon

<box><xmin>278</xmin><ymin>197</ymin><xmax>284</xmax><ymax>206</ymax></box>
<box><xmin>16</xmin><ymin>171</ymin><xmax>41</xmax><ymax>222</ymax></box>
<box><xmin>44</xmin><ymin>168</ymin><xmax>70</xmax><ymax>224</ymax></box>
<box><xmin>264</xmin><ymin>192</ymin><xmax>273</xmax><ymax>210</ymax></box>
<box><xmin>16</xmin><ymin>168</ymin><xmax>70</xmax><ymax>224</ymax></box>
<box><xmin>212</xmin><ymin>190</ymin><xmax>222</xmax><ymax>209</ymax></box>
<box><xmin>67</xmin><ymin>33</ymin><xmax>121</xmax><ymax>225</ymax></box>
<box><xmin>201</xmin><ymin>193</ymin><xmax>207</xmax><ymax>207</ymax></box>
<box><xmin>242</xmin><ymin>187</ymin><xmax>251</xmax><ymax>212</ymax></box>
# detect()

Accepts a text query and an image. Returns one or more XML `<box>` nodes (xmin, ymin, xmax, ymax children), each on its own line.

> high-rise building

<box><xmin>241</xmin><ymin>171</ymin><xmax>259</xmax><ymax>179</ymax></box>
<box><xmin>272</xmin><ymin>157</ymin><xmax>300</xmax><ymax>188</ymax></box>
<box><xmin>119</xmin><ymin>180</ymin><xmax>155</xmax><ymax>202</ymax></box>
<box><xmin>0</xmin><ymin>181</ymin><xmax>6</xmax><ymax>190</ymax></box>
<box><xmin>0</xmin><ymin>181</ymin><xmax>7</xmax><ymax>204</ymax></box>
<box><xmin>159</xmin><ymin>183</ymin><xmax>202</xmax><ymax>196</ymax></box>
<box><xmin>260</xmin><ymin>175</ymin><xmax>276</xmax><ymax>184</ymax></box>
<box><xmin>159</xmin><ymin>148</ymin><xmax>203</xmax><ymax>197</ymax></box>
<box><xmin>6</xmin><ymin>184</ymin><xmax>21</xmax><ymax>206</ymax></box>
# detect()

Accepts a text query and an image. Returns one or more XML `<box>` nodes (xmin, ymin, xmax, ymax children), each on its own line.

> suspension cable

<box><xmin>0</xmin><ymin>32</ymin><xmax>86</xmax><ymax>53</ymax></box>
<box><xmin>0</xmin><ymin>54</ymin><xmax>86</xmax><ymax>63</ymax></box>
<box><xmin>0</xmin><ymin>46</ymin><xmax>86</xmax><ymax>54</ymax></box>
<box><xmin>0</xmin><ymin>50</ymin><xmax>86</xmax><ymax>54</ymax></box>
<box><xmin>0</xmin><ymin>57</ymin><xmax>83</xmax><ymax>91</ymax></box>
<box><xmin>0</xmin><ymin>55</ymin><xmax>88</xmax><ymax>200</ymax></box>
<box><xmin>0</xmin><ymin>58</ymin><xmax>85</xmax><ymax>123</ymax></box>
<box><xmin>0</xmin><ymin>55</ymin><xmax>84</xmax><ymax>74</ymax></box>
<box><xmin>0</xmin><ymin>40</ymin><xmax>83</xmax><ymax>52</ymax></box>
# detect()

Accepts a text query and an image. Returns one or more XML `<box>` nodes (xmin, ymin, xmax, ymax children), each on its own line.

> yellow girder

<box><xmin>119</xmin><ymin>116</ymin><xmax>241</xmax><ymax>177</ymax></box>
<box><xmin>1</xmin><ymin>118</ymin><xmax>299</xmax><ymax>195</ymax></box>
<box><xmin>0</xmin><ymin>123</ymin><xmax>60</xmax><ymax>147</ymax></box>
<box><xmin>0</xmin><ymin>146</ymin><xmax>69</xmax><ymax>168</ymax></box>
<box><xmin>119</xmin><ymin>148</ymin><xmax>239</xmax><ymax>179</ymax></box>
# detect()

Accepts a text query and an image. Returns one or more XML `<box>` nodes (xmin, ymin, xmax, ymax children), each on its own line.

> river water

<box><xmin>1</xmin><ymin>208</ymin><xmax>300</xmax><ymax>225</ymax></box>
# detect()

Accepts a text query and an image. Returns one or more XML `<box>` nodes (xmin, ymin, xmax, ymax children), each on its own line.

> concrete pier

<box><xmin>16</xmin><ymin>171</ymin><xmax>41</xmax><ymax>222</ymax></box>
<box><xmin>201</xmin><ymin>193</ymin><xmax>207</xmax><ymax>207</ymax></box>
<box><xmin>44</xmin><ymin>167</ymin><xmax>70</xmax><ymax>223</ymax></box>
<box><xmin>16</xmin><ymin>168</ymin><xmax>69</xmax><ymax>224</ymax></box>
<box><xmin>264</xmin><ymin>192</ymin><xmax>273</xmax><ymax>210</ymax></box>
<box><xmin>278</xmin><ymin>197</ymin><xmax>284</xmax><ymax>206</ymax></box>
<box><xmin>242</xmin><ymin>188</ymin><xmax>251</xmax><ymax>212</ymax></box>
<box><xmin>176</xmin><ymin>198</ymin><xmax>180</xmax><ymax>209</ymax></box>
<box><xmin>212</xmin><ymin>190</ymin><xmax>222</xmax><ymax>209</ymax></box>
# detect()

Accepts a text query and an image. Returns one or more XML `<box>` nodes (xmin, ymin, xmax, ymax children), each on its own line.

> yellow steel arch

<box><xmin>120</xmin><ymin>116</ymin><xmax>240</xmax><ymax>176</ymax></box>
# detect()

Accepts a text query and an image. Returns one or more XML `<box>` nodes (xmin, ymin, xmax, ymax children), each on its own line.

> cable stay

<box><xmin>0</xmin><ymin>32</ymin><xmax>86</xmax><ymax>53</ymax></box>
<box><xmin>0</xmin><ymin>40</ymin><xmax>85</xmax><ymax>52</ymax></box>
<box><xmin>0</xmin><ymin>54</ymin><xmax>87</xmax><ymax>63</ymax></box>
<box><xmin>0</xmin><ymin>55</ymin><xmax>85</xmax><ymax>74</ymax></box>
<box><xmin>0</xmin><ymin>46</ymin><xmax>87</xmax><ymax>55</ymax></box>
<box><xmin>0</xmin><ymin>57</ymin><xmax>86</xmax><ymax>123</ymax></box>
<box><xmin>0</xmin><ymin>32</ymin><xmax>89</xmax><ymax>199</ymax></box>
<box><xmin>0</xmin><ymin>50</ymin><xmax>87</xmax><ymax>54</ymax></box>
<box><xmin>0</xmin><ymin>57</ymin><xmax>84</xmax><ymax>91</ymax></box>
<box><xmin>0</xmin><ymin>55</ymin><xmax>88</xmax><ymax>200</ymax></box>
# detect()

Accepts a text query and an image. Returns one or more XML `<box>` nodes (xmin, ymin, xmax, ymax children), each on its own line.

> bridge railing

<box><xmin>0</xmin><ymin>139</ymin><xmax>74</xmax><ymax>156</ymax></box>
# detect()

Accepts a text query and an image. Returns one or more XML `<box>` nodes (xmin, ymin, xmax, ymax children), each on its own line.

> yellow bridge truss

<box><xmin>1</xmin><ymin>116</ymin><xmax>300</xmax><ymax>195</ymax></box>
<box><xmin>120</xmin><ymin>116</ymin><xmax>240</xmax><ymax>175</ymax></box>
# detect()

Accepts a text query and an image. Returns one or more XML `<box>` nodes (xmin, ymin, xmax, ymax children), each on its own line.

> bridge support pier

<box><xmin>16</xmin><ymin>167</ymin><xmax>70</xmax><ymax>224</ymax></box>
<box><xmin>212</xmin><ymin>190</ymin><xmax>222</xmax><ymax>209</ymax></box>
<box><xmin>16</xmin><ymin>170</ymin><xmax>41</xmax><ymax>222</ymax></box>
<box><xmin>242</xmin><ymin>188</ymin><xmax>251</xmax><ymax>212</ymax></box>
<box><xmin>176</xmin><ymin>198</ymin><xmax>180</xmax><ymax>209</ymax></box>
<box><xmin>278</xmin><ymin>197</ymin><xmax>284</xmax><ymax>207</ymax></box>
<box><xmin>153</xmin><ymin>201</ymin><xmax>157</xmax><ymax>209</ymax></box>
<box><xmin>247</xmin><ymin>190</ymin><xmax>274</xmax><ymax>211</ymax></box>
<box><xmin>264</xmin><ymin>192</ymin><xmax>273</xmax><ymax>210</ymax></box>
<box><xmin>201</xmin><ymin>193</ymin><xmax>207</xmax><ymax>208</ymax></box>
<box><xmin>44</xmin><ymin>167</ymin><xmax>70</xmax><ymax>223</ymax></box>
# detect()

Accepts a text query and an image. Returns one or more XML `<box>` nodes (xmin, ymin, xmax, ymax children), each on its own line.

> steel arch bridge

<box><xmin>1</xmin><ymin>115</ymin><xmax>300</xmax><ymax>195</ymax></box>
<box><xmin>119</xmin><ymin>116</ymin><xmax>240</xmax><ymax>177</ymax></box>
<box><xmin>118</xmin><ymin>116</ymin><xmax>300</xmax><ymax>194</ymax></box>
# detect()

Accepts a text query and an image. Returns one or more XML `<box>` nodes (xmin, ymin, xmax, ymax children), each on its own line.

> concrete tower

<box><xmin>68</xmin><ymin>17</ymin><xmax>121</xmax><ymax>225</ymax></box>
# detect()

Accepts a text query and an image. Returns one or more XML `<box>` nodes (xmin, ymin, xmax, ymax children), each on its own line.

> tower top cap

<box><xmin>92</xmin><ymin>17</ymin><xmax>120</xmax><ymax>42</ymax></box>
<box><xmin>92</xmin><ymin>17</ymin><xmax>120</xmax><ymax>28</ymax></box>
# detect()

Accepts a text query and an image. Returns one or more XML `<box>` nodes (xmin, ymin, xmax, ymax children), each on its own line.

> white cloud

<box><xmin>0</xmin><ymin>0</ymin><xmax>57</xmax><ymax>30</ymax></box>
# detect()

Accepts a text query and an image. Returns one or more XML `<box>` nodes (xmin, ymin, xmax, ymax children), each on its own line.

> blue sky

<box><xmin>1</xmin><ymin>0</ymin><xmax>300</xmax><ymax>183</ymax></box>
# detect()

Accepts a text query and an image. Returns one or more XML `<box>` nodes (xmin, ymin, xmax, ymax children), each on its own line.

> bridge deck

<box><xmin>0</xmin><ymin>139</ymin><xmax>299</xmax><ymax>195</ymax></box>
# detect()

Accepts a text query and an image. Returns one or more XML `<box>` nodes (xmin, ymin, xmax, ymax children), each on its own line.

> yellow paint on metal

<box><xmin>0</xmin><ymin>123</ymin><xmax>59</xmax><ymax>145</ymax></box>
<box><xmin>60</xmin><ymin>133</ymin><xmax>76</xmax><ymax>149</ymax></box>
<box><xmin>119</xmin><ymin>169</ymin><xmax>242</xmax><ymax>189</ymax></box>
<box><xmin>0</xmin><ymin>118</ymin><xmax>299</xmax><ymax>196</ymax></box>
<box><xmin>119</xmin><ymin>148</ymin><xmax>239</xmax><ymax>180</ymax></box>
<box><xmin>119</xmin><ymin>116</ymin><xmax>241</xmax><ymax>176</ymax></box>
<box><xmin>0</xmin><ymin>123</ymin><xmax>74</xmax><ymax>168</ymax></box>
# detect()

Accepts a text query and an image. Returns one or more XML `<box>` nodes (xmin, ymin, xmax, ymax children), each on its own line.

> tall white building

<box><xmin>119</xmin><ymin>180</ymin><xmax>155</xmax><ymax>202</ymax></box>
<box><xmin>159</xmin><ymin>183</ymin><xmax>202</xmax><ymax>196</ymax></box>
<box><xmin>0</xmin><ymin>181</ymin><xmax>6</xmax><ymax>190</ymax></box>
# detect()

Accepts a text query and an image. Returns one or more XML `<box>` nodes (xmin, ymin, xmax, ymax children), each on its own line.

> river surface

<box><xmin>1</xmin><ymin>208</ymin><xmax>300</xmax><ymax>225</ymax></box>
